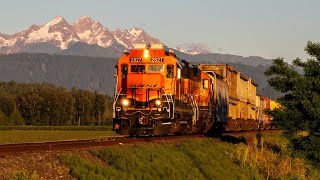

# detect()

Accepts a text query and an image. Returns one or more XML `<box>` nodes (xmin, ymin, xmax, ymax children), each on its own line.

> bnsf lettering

<box><xmin>130</xmin><ymin>84</ymin><xmax>158</xmax><ymax>88</ymax></box>
<box><xmin>150</xmin><ymin>57</ymin><xmax>164</xmax><ymax>62</ymax></box>
<box><xmin>130</xmin><ymin>57</ymin><xmax>142</xmax><ymax>62</ymax></box>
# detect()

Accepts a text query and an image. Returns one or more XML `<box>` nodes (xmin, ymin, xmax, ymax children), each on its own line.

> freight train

<box><xmin>112</xmin><ymin>44</ymin><xmax>279</xmax><ymax>136</ymax></box>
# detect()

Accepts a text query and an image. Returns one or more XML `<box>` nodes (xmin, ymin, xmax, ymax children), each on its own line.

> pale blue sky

<box><xmin>1</xmin><ymin>0</ymin><xmax>320</xmax><ymax>62</ymax></box>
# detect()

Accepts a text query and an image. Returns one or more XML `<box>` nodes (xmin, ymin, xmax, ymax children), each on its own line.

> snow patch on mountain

<box><xmin>176</xmin><ymin>43</ymin><xmax>211</xmax><ymax>55</ymax></box>
<box><xmin>128</xmin><ymin>28</ymin><xmax>143</xmax><ymax>37</ymax></box>
<box><xmin>77</xmin><ymin>30</ymin><xmax>91</xmax><ymax>40</ymax></box>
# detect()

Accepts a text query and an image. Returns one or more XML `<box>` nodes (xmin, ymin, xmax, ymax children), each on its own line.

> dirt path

<box><xmin>0</xmin><ymin>148</ymin><xmax>109</xmax><ymax>179</ymax></box>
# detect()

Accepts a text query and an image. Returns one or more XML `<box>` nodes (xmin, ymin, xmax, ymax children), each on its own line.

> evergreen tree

<box><xmin>0</xmin><ymin>110</ymin><xmax>8</xmax><ymax>126</ymax></box>
<box><xmin>11</xmin><ymin>108</ymin><xmax>25</xmax><ymax>126</ymax></box>
<box><xmin>93</xmin><ymin>92</ymin><xmax>106</xmax><ymax>125</ymax></box>
<box><xmin>0</xmin><ymin>94</ymin><xmax>15</xmax><ymax>126</ymax></box>
<box><xmin>265</xmin><ymin>41</ymin><xmax>320</xmax><ymax>165</ymax></box>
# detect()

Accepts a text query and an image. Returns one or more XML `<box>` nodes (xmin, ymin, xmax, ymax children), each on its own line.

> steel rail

<box><xmin>0</xmin><ymin>134</ymin><xmax>204</xmax><ymax>153</ymax></box>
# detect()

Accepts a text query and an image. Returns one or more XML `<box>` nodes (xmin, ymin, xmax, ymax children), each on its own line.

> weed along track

<box><xmin>0</xmin><ymin>134</ymin><xmax>204</xmax><ymax>153</ymax></box>
<box><xmin>223</xmin><ymin>129</ymin><xmax>281</xmax><ymax>136</ymax></box>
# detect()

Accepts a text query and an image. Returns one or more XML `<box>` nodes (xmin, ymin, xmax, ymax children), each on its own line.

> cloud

<box><xmin>217</xmin><ymin>48</ymin><xmax>225</xmax><ymax>52</ymax></box>
<box><xmin>176</xmin><ymin>42</ymin><xmax>211</xmax><ymax>52</ymax></box>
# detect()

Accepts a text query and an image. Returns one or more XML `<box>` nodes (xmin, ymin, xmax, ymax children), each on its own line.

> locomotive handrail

<box><xmin>188</xmin><ymin>94</ymin><xmax>199</xmax><ymax>125</ymax></box>
<box><xmin>114</xmin><ymin>75</ymin><xmax>118</xmax><ymax>98</ymax></box>
<box><xmin>124</xmin><ymin>109</ymin><xmax>153</xmax><ymax>116</ymax></box>
<box><xmin>113</xmin><ymin>88</ymin><xmax>123</xmax><ymax>118</ymax></box>
<box><xmin>161</xmin><ymin>88</ymin><xmax>174</xmax><ymax>119</ymax></box>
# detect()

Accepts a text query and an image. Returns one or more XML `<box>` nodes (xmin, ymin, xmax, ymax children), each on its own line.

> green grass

<box><xmin>0</xmin><ymin>130</ymin><xmax>117</xmax><ymax>144</ymax></box>
<box><xmin>60</xmin><ymin>138</ymin><xmax>262</xmax><ymax>180</ymax></box>
<box><xmin>60</xmin><ymin>132</ymin><xmax>320</xmax><ymax>180</ymax></box>
<box><xmin>0</xmin><ymin>126</ymin><xmax>112</xmax><ymax>131</ymax></box>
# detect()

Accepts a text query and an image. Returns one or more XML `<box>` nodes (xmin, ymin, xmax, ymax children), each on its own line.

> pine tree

<box><xmin>0</xmin><ymin>94</ymin><xmax>15</xmax><ymax>126</ymax></box>
<box><xmin>11</xmin><ymin>108</ymin><xmax>25</xmax><ymax>126</ymax></box>
<box><xmin>0</xmin><ymin>110</ymin><xmax>8</xmax><ymax>126</ymax></box>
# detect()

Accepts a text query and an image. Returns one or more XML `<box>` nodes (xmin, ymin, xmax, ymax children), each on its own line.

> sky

<box><xmin>1</xmin><ymin>0</ymin><xmax>320</xmax><ymax>62</ymax></box>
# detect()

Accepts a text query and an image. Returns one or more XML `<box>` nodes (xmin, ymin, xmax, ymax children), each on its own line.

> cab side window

<box><xmin>167</xmin><ymin>64</ymin><xmax>174</xmax><ymax>78</ymax></box>
<box><xmin>121</xmin><ymin>64</ymin><xmax>128</xmax><ymax>78</ymax></box>
<box><xmin>202</xmin><ymin>79</ymin><xmax>209</xmax><ymax>90</ymax></box>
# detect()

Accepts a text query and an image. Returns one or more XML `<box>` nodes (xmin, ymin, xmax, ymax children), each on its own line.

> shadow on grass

<box><xmin>264</xmin><ymin>142</ymin><xmax>281</xmax><ymax>153</ymax></box>
<box><xmin>218</xmin><ymin>135</ymin><xmax>247</xmax><ymax>144</ymax></box>
<box><xmin>205</xmin><ymin>133</ymin><xmax>247</xmax><ymax>144</ymax></box>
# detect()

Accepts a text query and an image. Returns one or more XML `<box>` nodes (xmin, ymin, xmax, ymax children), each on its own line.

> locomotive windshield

<box><xmin>148</xmin><ymin>65</ymin><xmax>164</xmax><ymax>73</ymax></box>
<box><xmin>121</xmin><ymin>64</ymin><xmax>128</xmax><ymax>78</ymax></box>
<box><xmin>131</xmin><ymin>65</ymin><xmax>145</xmax><ymax>72</ymax></box>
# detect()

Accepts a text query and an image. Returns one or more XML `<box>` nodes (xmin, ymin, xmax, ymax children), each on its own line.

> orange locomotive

<box><xmin>113</xmin><ymin>44</ymin><xmax>224</xmax><ymax>135</ymax></box>
<box><xmin>113</xmin><ymin>44</ymin><xmax>277</xmax><ymax>136</ymax></box>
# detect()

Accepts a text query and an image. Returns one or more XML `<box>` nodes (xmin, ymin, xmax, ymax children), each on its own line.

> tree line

<box><xmin>0</xmin><ymin>81</ymin><xmax>113</xmax><ymax>126</ymax></box>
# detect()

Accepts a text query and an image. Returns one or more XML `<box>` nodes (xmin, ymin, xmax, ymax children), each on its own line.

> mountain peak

<box><xmin>73</xmin><ymin>16</ymin><xmax>115</xmax><ymax>48</ymax></box>
<box><xmin>80</xmin><ymin>16</ymin><xmax>91</xmax><ymax>20</ymax></box>
<box><xmin>46</xmin><ymin>16</ymin><xmax>67</xmax><ymax>27</ymax></box>
<box><xmin>74</xmin><ymin>16</ymin><xmax>94</xmax><ymax>25</ymax></box>
<box><xmin>25</xmin><ymin>16</ymin><xmax>79</xmax><ymax>49</ymax></box>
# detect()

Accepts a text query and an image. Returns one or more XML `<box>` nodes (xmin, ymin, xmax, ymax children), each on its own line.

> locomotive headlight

<box><xmin>122</xmin><ymin>99</ymin><xmax>129</xmax><ymax>106</ymax></box>
<box><xmin>155</xmin><ymin>99</ymin><xmax>161</xmax><ymax>106</ymax></box>
<box><xmin>143</xmin><ymin>49</ymin><xmax>149</xmax><ymax>59</ymax></box>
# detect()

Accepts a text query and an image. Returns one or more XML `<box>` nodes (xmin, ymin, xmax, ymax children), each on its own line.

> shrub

<box><xmin>235</xmin><ymin>136</ymin><xmax>320</xmax><ymax>179</ymax></box>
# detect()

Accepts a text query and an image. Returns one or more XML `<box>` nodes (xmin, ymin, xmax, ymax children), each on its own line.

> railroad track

<box><xmin>0</xmin><ymin>134</ymin><xmax>204</xmax><ymax>153</ymax></box>
<box><xmin>0</xmin><ymin>130</ymin><xmax>280</xmax><ymax>154</ymax></box>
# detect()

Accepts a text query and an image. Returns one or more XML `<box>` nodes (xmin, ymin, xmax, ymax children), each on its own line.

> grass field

<box><xmin>0</xmin><ymin>126</ymin><xmax>112</xmax><ymax>131</ymax></box>
<box><xmin>60</xmin><ymin>138</ymin><xmax>262</xmax><ymax>180</ymax></box>
<box><xmin>60</xmin><ymin>132</ymin><xmax>320</xmax><ymax>179</ymax></box>
<box><xmin>0</xmin><ymin>131</ymin><xmax>117</xmax><ymax>144</ymax></box>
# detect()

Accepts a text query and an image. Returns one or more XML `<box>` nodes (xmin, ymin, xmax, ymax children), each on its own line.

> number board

<box><xmin>150</xmin><ymin>57</ymin><xmax>164</xmax><ymax>62</ymax></box>
<box><xmin>130</xmin><ymin>57</ymin><xmax>142</xmax><ymax>62</ymax></box>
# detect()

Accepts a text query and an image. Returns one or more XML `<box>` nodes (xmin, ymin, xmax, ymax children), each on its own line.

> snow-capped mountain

<box><xmin>0</xmin><ymin>16</ymin><xmax>162</xmax><ymax>54</ymax></box>
<box><xmin>176</xmin><ymin>43</ymin><xmax>211</xmax><ymax>55</ymax></box>
<box><xmin>186</xmin><ymin>49</ymin><xmax>210</xmax><ymax>55</ymax></box>
<box><xmin>73</xmin><ymin>16</ymin><xmax>116</xmax><ymax>48</ymax></box>
<box><xmin>176</xmin><ymin>47</ymin><xmax>210</xmax><ymax>55</ymax></box>
<box><xmin>0</xmin><ymin>16</ymin><xmax>80</xmax><ymax>53</ymax></box>
<box><xmin>112</xmin><ymin>27</ymin><xmax>161</xmax><ymax>49</ymax></box>
<box><xmin>0</xmin><ymin>16</ymin><xmax>208</xmax><ymax>55</ymax></box>
<box><xmin>26</xmin><ymin>16</ymin><xmax>80</xmax><ymax>49</ymax></box>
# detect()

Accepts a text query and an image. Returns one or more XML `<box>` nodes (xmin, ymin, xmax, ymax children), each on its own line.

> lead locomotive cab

<box><xmin>113</xmin><ymin>44</ymin><xmax>178</xmax><ymax>136</ymax></box>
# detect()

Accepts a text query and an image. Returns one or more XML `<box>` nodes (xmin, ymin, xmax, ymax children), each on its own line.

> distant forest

<box><xmin>0</xmin><ymin>53</ymin><xmax>117</xmax><ymax>95</ymax></box>
<box><xmin>0</xmin><ymin>81</ymin><xmax>113</xmax><ymax>126</ymax></box>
